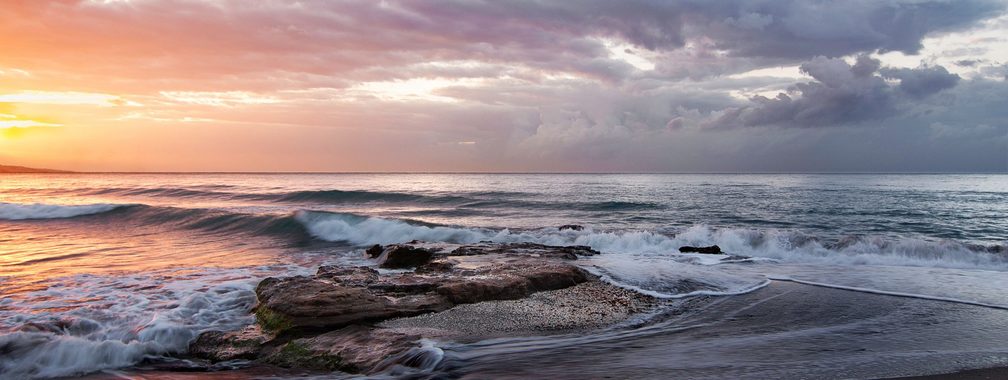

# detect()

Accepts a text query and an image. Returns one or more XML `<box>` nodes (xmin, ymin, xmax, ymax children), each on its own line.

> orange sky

<box><xmin>1</xmin><ymin>1</ymin><xmax>1005</xmax><ymax>172</ymax></box>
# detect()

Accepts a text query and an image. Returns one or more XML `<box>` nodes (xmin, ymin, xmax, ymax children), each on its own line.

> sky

<box><xmin>0</xmin><ymin>0</ymin><xmax>1006</xmax><ymax>172</ymax></box>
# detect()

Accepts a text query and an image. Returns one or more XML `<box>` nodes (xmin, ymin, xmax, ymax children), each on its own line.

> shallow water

<box><xmin>0</xmin><ymin>173</ymin><xmax>1005</xmax><ymax>379</ymax></box>
<box><xmin>436</xmin><ymin>282</ymin><xmax>1008</xmax><ymax>379</ymax></box>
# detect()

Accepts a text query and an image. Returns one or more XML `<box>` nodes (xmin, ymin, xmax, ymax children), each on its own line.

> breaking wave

<box><xmin>0</xmin><ymin>269</ymin><xmax>262</xmax><ymax>379</ymax></box>
<box><xmin>296</xmin><ymin>212</ymin><xmax>1008</xmax><ymax>271</ymax></box>
<box><xmin>98</xmin><ymin>205</ymin><xmax>314</xmax><ymax>245</ymax></box>
<box><xmin>5</xmin><ymin>204</ymin><xmax>1003</xmax><ymax>271</ymax></box>
<box><xmin>0</xmin><ymin>202</ymin><xmax>312</xmax><ymax>246</ymax></box>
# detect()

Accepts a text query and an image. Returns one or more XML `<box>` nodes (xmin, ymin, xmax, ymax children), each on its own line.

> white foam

<box><xmin>296</xmin><ymin>211</ymin><xmax>489</xmax><ymax>246</ymax></box>
<box><xmin>586</xmin><ymin>265</ymin><xmax>771</xmax><ymax>299</ymax></box>
<box><xmin>0</xmin><ymin>202</ymin><xmax>126</xmax><ymax>220</ymax></box>
<box><xmin>297</xmin><ymin>212</ymin><xmax>1008</xmax><ymax>271</ymax></box>
<box><xmin>373</xmin><ymin>338</ymin><xmax>444</xmax><ymax>374</ymax></box>
<box><xmin>0</xmin><ymin>267</ymin><xmax>267</xmax><ymax>379</ymax></box>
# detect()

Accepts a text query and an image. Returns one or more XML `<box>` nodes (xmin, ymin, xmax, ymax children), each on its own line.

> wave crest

<box><xmin>0</xmin><ymin>203</ymin><xmax>128</xmax><ymax>220</ymax></box>
<box><xmin>296</xmin><ymin>212</ymin><xmax>1008</xmax><ymax>271</ymax></box>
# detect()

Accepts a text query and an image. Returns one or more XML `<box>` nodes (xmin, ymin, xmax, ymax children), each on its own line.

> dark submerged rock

<box><xmin>377</xmin><ymin>244</ymin><xmax>435</xmax><ymax>268</ymax></box>
<box><xmin>679</xmin><ymin>245</ymin><xmax>722</xmax><ymax>254</ymax></box>
<box><xmin>449</xmin><ymin>242</ymin><xmax>599</xmax><ymax>258</ymax></box>
<box><xmin>365</xmin><ymin>244</ymin><xmax>384</xmax><ymax>258</ymax></box>
<box><xmin>263</xmin><ymin>325</ymin><xmax>422</xmax><ymax>373</ymax></box>
<box><xmin>188</xmin><ymin>325</ymin><xmax>270</xmax><ymax>362</ymax></box>
<box><xmin>558</xmin><ymin>224</ymin><xmax>584</xmax><ymax>231</ymax></box>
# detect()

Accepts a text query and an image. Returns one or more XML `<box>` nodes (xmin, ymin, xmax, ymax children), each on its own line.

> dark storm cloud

<box><xmin>393</xmin><ymin>0</ymin><xmax>1005</xmax><ymax>60</ymax></box>
<box><xmin>696</xmin><ymin>0</ymin><xmax>1005</xmax><ymax>58</ymax></box>
<box><xmin>881</xmin><ymin>65</ymin><xmax>961</xmax><ymax>99</ymax></box>
<box><xmin>711</xmin><ymin>56</ymin><xmax>963</xmax><ymax>128</ymax></box>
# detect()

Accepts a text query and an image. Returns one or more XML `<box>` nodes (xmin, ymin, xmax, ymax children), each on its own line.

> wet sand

<box><xmin>891</xmin><ymin>366</ymin><xmax>1008</xmax><ymax>379</ymax></box>
<box><xmin>432</xmin><ymin>282</ymin><xmax>1008</xmax><ymax>379</ymax></box>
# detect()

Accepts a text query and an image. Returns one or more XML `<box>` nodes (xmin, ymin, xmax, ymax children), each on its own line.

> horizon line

<box><xmin>6</xmin><ymin>170</ymin><xmax>1008</xmax><ymax>175</ymax></box>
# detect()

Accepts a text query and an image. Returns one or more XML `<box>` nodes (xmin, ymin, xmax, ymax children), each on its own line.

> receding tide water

<box><xmin>0</xmin><ymin>174</ymin><xmax>1006</xmax><ymax>379</ymax></box>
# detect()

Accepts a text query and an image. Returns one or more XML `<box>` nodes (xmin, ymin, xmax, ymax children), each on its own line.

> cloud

<box><xmin>710</xmin><ymin>56</ymin><xmax>962</xmax><ymax>128</ymax></box>
<box><xmin>1</xmin><ymin>0</ymin><xmax>1003</xmax><ymax>92</ymax></box>
<box><xmin>955</xmin><ymin>59</ymin><xmax>984</xmax><ymax>67</ymax></box>
<box><xmin>0</xmin><ymin>0</ymin><xmax>1005</xmax><ymax>172</ymax></box>
<box><xmin>881</xmin><ymin>65</ymin><xmax>961</xmax><ymax>99</ymax></box>
<box><xmin>0</xmin><ymin>120</ymin><xmax>62</xmax><ymax>128</ymax></box>
<box><xmin>978</xmin><ymin>64</ymin><xmax>1008</xmax><ymax>80</ymax></box>
<box><xmin>159</xmin><ymin>91</ymin><xmax>281</xmax><ymax>107</ymax></box>
<box><xmin>698</xmin><ymin>0</ymin><xmax>1005</xmax><ymax>59</ymax></box>
<box><xmin>0</xmin><ymin>91</ymin><xmax>138</xmax><ymax>106</ymax></box>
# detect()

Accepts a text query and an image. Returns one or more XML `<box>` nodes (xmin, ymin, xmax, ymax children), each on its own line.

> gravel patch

<box><xmin>379</xmin><ymin>280</ymin><xmax>659</xmax><ymax>341</ymax></box>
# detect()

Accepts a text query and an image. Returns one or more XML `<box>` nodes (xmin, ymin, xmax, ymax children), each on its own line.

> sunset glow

<box><xmin>0</xmin><ymin>1</ymin><xmax>1005</xmax><ymax>172</ymax></box>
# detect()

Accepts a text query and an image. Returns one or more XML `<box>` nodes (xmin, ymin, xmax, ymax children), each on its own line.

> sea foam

<box><xmin>296</xmin><ymin>211</ymin><xmax>1008</xmax><ymax>271</ymax></box>
<box><xmin>0</xmin><ymin>268</ymin><xmax>262</xmax><ymax>379</ymax></box>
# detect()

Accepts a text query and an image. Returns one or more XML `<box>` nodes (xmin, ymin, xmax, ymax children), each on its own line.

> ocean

<box><xmin>1</xmin><ymin>173</ymin><xmax>1006</xmax><ymax>379</ymax></box>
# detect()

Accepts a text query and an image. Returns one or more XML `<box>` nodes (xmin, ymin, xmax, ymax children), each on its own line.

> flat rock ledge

<box><xmin>188</xmin><ymin>242</ymin><xmax>658</xmax><ymax>375</ymax></box>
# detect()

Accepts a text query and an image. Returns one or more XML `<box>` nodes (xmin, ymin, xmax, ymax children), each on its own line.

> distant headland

<box><xmin>0</xmin><ymin>164</ymin><xmax>72</xmax><ymax>173</ymax></box>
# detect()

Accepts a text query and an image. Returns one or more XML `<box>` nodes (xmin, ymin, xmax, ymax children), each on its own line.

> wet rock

<box><xmin>557</xmin><ymin>245</ymin><xmax>600</xmax><ymax>258</ymax></box>
<box><xmin>679</xmin><ymin>245</ymin><xmax>722</xmax><ymax>254</ymax></box>
<box><xmin>966</xmin><ymin>243</ymin><xmax>1006</xmax><ymax>254</ymax></box>
<box><xmin>255</xmin><ymin>275</ymin><xmax>451</xmax><ymax>334</ymax></box>
<box><xmin>263</xmin><ymin>325</ymin><xmax>423</xmax><ymax>373</ymax></box>
<box><xmin>558</xmin><ymin>224</ymin><xmax>584</xmax><ymax>231</ymax></box>
<box><xmin>436</xmin><ymin>263</ymin><xmax>589</xmax><ymax>304</ymax></box>
<box><xmin>315</xmin><ymin>266</ymin><xmax>387</xmax><ymax>289</ymax></box>
<box><xmin>365</xmin><ymin>244</ymin><xmax>384</xmax><ymax>258</ymax></box>
<box><xmin>256</xmin><ymin>262</ymin><xmax>590</xmax><ymax>334</ymax></box>
<box><xmin>415</xmin><ymin>261</ymin><xmax>456</xmax><ymax>273</ymax></box>
<box><xmin>254</xmin><ymin>242</ymin><xmax>600</xmax><ymax>335</ymax></box>
<box><xmin>188</xmin><ymin>325</ymin><xmax>270</xmax><ymax>362</ymax></box>
<box><xmin>377</xmin><ymin>244</ymin><xmax>435</xmax><ymax>269</ymax></box>
<box><xmin>449</xmin><ymin>242</ymin><xmax>599</xmax><ymax>258</ymax></box>
<box><xmin>194</xmin><ymin>241</ymin><xmax>635</xmax><ymax>375</ymax></box>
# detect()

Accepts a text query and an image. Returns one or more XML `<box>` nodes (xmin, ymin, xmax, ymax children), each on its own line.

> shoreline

<box><xmin>185</xmin><ymin>242</ymin><xmax>654</xmax><ymax>375</ymax></box>
<box><xmin>70</xmin><ymin>276</ymin><xmax>1008</xmax><ymax>380</ymax></box>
